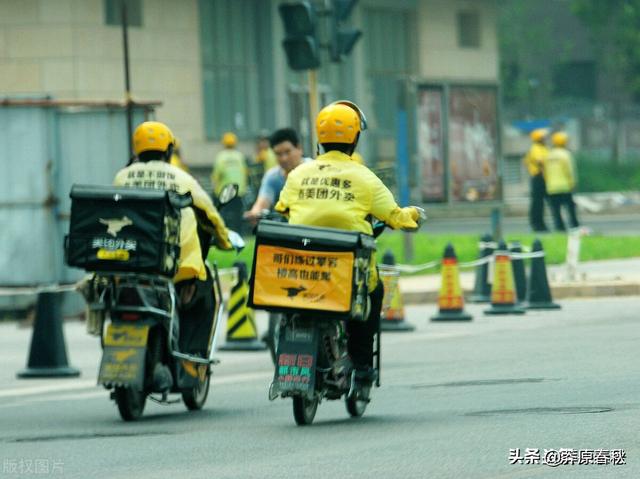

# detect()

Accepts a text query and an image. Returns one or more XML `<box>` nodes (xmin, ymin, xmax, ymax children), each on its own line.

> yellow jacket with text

<box><xmin>523</xmin><ymin>143</ymin><xmax>548</xmax><ymax>176</ymax></box>
<box><xmin>114</xmin><ymin>161</ymin><xmax>232</xmax><ymax>282</ymax></box>
<box><xmin>275</xmin><ymin>150</ymin><xmax>419</xmax><ymax>290</ymax></box>
<box><xmin>544</xmin><ymin>147</ymin><xmax>576</xmax><ymax>194</ymax></box>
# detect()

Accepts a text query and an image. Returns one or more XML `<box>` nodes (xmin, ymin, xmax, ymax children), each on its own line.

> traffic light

<box><xmin>279</xmin><ymin>2</ymin><xmax>320</xmax><ymax>71</ymax></box>
<box><xmin>329</xmin><ymin>0</ymin><xmax>361</xmax><ymax>62</ymax></box>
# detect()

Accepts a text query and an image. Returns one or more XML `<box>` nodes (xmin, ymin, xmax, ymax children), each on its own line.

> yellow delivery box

<box><xmin>248</xmin><ymin>221</ymin><xmax>375</xmax><ymax>321</ymax></box>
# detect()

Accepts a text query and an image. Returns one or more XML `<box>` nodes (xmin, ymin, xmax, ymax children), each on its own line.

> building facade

<box><xmin>1</xmin><ymin>0</ymin><xmax>498</xmax><ymax>173</ymax></box>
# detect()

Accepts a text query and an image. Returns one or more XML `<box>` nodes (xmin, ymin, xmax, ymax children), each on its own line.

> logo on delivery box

<box><xmin>99</xmin><ymin>216</ymin><xmax>133</xmax><ymax>237</ymax></box>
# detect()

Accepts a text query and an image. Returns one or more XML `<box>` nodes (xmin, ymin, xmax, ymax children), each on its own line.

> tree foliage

<box><xmin>571</xmin><ymin>0</ymin><xmax>640</xmax><ymax>96</ymax></box>
<box><xmin>498</xmin><ymin>0</ymin><xmax>555</xmax><ymax>109</ymax></box>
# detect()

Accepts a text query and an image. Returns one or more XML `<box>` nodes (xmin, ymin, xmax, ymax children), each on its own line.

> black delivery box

<box><xmin>65</xmin><ymin>184</ymin><xmax>183</xmax><ymax>277</ymax></box>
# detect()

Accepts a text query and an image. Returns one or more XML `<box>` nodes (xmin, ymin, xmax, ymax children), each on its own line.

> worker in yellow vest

<box><xmin>545</xmin><ymin>132</ymin><xmax>580</xmax><ymax>231</ymax></box>
<box><xmin>523</xmin><ymin>128</ymin><xmax>550</xmax><ymax>232</ymax></box>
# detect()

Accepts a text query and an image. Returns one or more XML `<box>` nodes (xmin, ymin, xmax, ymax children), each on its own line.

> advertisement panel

<box><xmin>448</xmin><ymin>87</ymin><xmax>499</xmax><ymax>202</ymax></box>
<box><xmin>417</xmin><ymin>88</ymin><xmax>446</xmax><ymax>202</ymax></box>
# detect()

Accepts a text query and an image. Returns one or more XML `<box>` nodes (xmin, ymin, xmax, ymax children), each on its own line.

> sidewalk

<box><xmin>398</xmin><ymin>257</ymin><xmax>640</xmax><ymax>304</ymax></box>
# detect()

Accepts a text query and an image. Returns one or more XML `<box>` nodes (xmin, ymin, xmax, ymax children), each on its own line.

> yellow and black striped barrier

<box><xmin>219</xmin><ymin>261</ymin><xmax>266</xmax><ymax>351</ymax></box>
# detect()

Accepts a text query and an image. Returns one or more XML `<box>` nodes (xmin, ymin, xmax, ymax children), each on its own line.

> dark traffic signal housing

<box><xmin>279</xmin><ymin>1</ymin><xmax>321</xmax><ymax>71</ymax></box>
<box><xmin>329</xmin><ymin>0</ymin><xmax>362</xmax><ymax>62</ymax></box>
<box><xmin>279</xmin><ymin>0</ymin><xmax>362</xmax><ymax>71</ymax></box>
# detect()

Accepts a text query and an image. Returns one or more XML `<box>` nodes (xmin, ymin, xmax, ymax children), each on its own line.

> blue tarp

<box><xmin>511</xmin><ymin>119</ymin><xmax>552</xmax><ymax>134</ymax></box>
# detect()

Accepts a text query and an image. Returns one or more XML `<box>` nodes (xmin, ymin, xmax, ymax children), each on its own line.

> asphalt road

<box><xmin>1</xmin><ymin>297</ymin><xmax>639</xmax><ymax>478</ymax></box>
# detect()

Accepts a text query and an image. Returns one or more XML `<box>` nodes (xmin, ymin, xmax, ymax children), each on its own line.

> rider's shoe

<box><xmin>152</xmin><ymin>363</ymin><xmax>174</xmax><ymax>392</ymax></box>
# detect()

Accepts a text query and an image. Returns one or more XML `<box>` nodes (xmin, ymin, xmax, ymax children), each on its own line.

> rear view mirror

<box><xmin>218</xmin><ymin>184</ymin><xmax>239</xmax><ymax>206</ymax></box>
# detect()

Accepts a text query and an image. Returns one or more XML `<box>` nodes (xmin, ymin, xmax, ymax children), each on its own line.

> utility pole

<box><xmin>279</xmin><ymin>0</ymin><xmax>362</xmax><ymax>154</ymax></box>
<box><xmin>121</xmin><ymin>0</ymin><xmax>133</xmax><ymax>163</ymax></box>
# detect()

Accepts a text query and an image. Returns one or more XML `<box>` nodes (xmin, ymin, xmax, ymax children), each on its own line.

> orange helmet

<box><xmin>222</xmin><ymin>132</ymin><xmax>237</xmax><ymax>147</ymax></box>
<box><xmin>551</xmin><ymin>131</ymin><xmax>568</xmax><ymax>147</ymax></box>
<box><xmin>530</xmin><ymin>128</ymin><xmax>549</xmax><ymax>142</ymax></box>
<box><xmin>316</xmin><ymin>100</ymin><xmax>367</xmax><ymax>144</ymax></box>
<box><xmin>133</xmin><ymin>121</ymin><xmax>174</xmax><ymax>155</ymax></box>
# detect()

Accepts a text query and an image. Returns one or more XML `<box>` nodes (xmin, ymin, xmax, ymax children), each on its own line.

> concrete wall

<box><xmin>418</xmin><ymin>0</ymin><xmax>498</xmax><ymax>82</ymax></box>
<box><xmin>0</xmin><ymin>0</ymin><xmax>500</xmax><ymax>169</ymax></box>
<box><xmin>0</xmin><ymin>0</ymin><xmax>207</xmax><ymax>163</ymax></box>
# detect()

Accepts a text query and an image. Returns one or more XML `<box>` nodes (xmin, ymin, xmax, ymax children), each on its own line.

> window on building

<box><xmin>457</xmin><ymin>11</ymin><xmax>480</xmax><ymax>48</ymax></box>
<box><xmin>364</xmin><ymin>8</ymin><xmax>414</xmax><ymax>134</ymax></box>
<box><xmin>199</xmin><ymin>0</ymin><xmax>274</xmax><ymax>141</ymax></box>
<box><xmin>105</xmin><ymin>0</ymin><xmax>143</xmax><ymax>27</ymax></box>
<box><xmin>362</xmin><ymin>6</ymin><xmax>416</xmax><ymax>171</ymax></box>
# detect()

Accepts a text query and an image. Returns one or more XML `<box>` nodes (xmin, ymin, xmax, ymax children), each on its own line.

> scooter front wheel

<box><xmin>345</xmin><ymin>394</ymin><xmax>368</xmax><ymax>417</ymax></box>
<box><xmin>182</xmin><ymin>371</ymin><xmax>211</xmax><ymax>411</ymax></box>
<box><xmin>114</xmin><ymin>386</ymin><xmax>147</xmax><ymax>421</ymax></box>
<box><xmin>292</xmin><ymin>396</ymin><xmax>318</xmax><ymax>425</ymax></box>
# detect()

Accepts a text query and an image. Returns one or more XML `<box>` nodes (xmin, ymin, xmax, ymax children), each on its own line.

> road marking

<box><xmin>0</xmin><ymin>371</ymin><xmax>273</xmax><ymax>404</ymax></box>
<box><xmin>0</xmin><ymin>380</ymin><xmax>97</xmax><ymax>398</ymax></box>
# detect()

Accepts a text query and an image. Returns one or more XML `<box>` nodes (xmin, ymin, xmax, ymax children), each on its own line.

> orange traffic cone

<box><xmin>379</xmin><ymin>251</ymin><xmax>415</xmax><ymax>332</ymax></box>
<box><xmin>484</xmin><ymin>240</ymin><xmax>526</xmax><ymax>315</ymax></box>
<box><xmin>431</xmin><ymin>244</ymin><xmax>472</xmax><ymax>321</ymax></box>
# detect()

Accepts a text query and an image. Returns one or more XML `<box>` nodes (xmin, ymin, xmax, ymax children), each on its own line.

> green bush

<box><xmin>575</xmin><ymin>153</ymin><xmax>640</xmax><ymax>192</ymax></box>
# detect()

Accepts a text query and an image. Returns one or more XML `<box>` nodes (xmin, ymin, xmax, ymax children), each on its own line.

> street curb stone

<box><xmin>402</xmin><ymin>282</ymin><xmax>640</xmax><ymax>305</ymax></box>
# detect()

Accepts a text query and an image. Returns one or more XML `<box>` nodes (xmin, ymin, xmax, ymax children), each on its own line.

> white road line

<box><xmin>0</xmin><ymin>380</ymin><xmax>97</xmax><ymax>398</ymax></box>
<box><xmin>0</xmin><ymin>371</ymin><xmax>273</xmax><ymax>402</ymax></box>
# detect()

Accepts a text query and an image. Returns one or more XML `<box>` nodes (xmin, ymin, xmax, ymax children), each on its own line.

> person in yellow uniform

<box><xmin>114</xmin><ymin>121</ymin><xmax>232</xmax><ymax>355</ymax></box>
<box><xmin>351</xmin><ymin>151</ymin><xmax>364</xmax><ymax>165</ymax></box>
<box><xmin>275</xmin><ymin>101</ymin><xmax>424</xmax><ymax>382</ymax></box>
<box><xmin>523</xmin><ymin>128</ymin><xmax>550</xmax><ymax>232</ymax></box>
<box><xmin>169</xmin><ymin>137</ymin><xmax>189</xmax><ymax>173</ymax></box>
<box><xmin>545</xmin><ymin>132</ymin><xmax>580</xmax><ymax>231</ymax></box>
<box><xmin>255</xmin><ymin>134</ymin><xmax>278</xmax><ymax>171</ymax></box>
<box><xmin>211</xmin><ymin>131</ymin><xmax>248</xmax><ymax>233</ymax></box>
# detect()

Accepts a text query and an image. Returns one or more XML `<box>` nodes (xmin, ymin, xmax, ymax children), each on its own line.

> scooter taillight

<box><xmin>121</xmin><ymin>313</ymin><xmax>140</xmax><ymax>321</ymax></box>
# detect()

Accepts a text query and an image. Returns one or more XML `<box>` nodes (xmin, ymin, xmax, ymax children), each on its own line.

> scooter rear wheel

<box><xmin>114</xmin><ymin>386</ymin><xmax>147</xmax><ymax>421</ymax></box>
<box><xmin>293</xmin><ymin>396</ymin><xmax>318</xmax><ymax>425</ymax></box>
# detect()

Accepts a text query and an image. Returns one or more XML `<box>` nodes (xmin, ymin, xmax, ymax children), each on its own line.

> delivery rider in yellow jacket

<box><xmin>544</xmin><ymin>132</ymin><xmax>580</xmax><ymax>231</ymax></box>
<box><xmin>114</xmin><ymin>121</ymin><xmax>232</xmax><ymax>354</ymax></box>
<box><xmin>275</xmin><ymin>101</ymin><xmax>424</xmax><ymax>381</ymax></box>
<box><xmin>523</xmin><ymin>128</ymin><xmax>550</xmax><ymax>232</ymax></box>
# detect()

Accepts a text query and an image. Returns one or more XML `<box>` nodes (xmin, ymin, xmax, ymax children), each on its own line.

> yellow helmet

<box><xmin>133</xmin><ymin>121</ymin><xmax>174</xmax><ymax>155</ymax></box>
<box><xmin>551</xmin><ymin>131</ymin><xmax>568</xmax><ymax>147</ymax></box>
<box><xmin>530</xmin><ymin>128</ymin><xmax>549</xmax><ymax>142</ymax></box>
<box><xmin>316</xmin><ymin>100</ymin><xmax>367</xmax><ymax>144</ymax></box>
<box><xmin>222</xmin><ymin>132</ymin><xmax>237</xmax><ymax>147</ymax></box>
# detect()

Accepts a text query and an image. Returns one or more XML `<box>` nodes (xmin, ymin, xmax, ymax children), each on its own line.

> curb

<box><xmin>402</xmin><ymin>282</ymin><xmax>640</xmax><ymax>305</ymax></box>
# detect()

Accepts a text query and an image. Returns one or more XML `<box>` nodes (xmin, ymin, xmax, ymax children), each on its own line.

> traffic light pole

<box><xmin>308</xmin><ymin>69</ymin><xmax>319</xmax><ymax>154</ymax></box>
<box><xmin>121</xmin><ymin>0</ymin><xmax>134</xmax><ymax>165</ymax></box>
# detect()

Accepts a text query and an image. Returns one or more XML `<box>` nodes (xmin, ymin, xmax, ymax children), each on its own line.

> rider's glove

<box><xmin>400</xmin><ymin>206</ymin><xmax>427</xmax><ymax>232</ymax></box>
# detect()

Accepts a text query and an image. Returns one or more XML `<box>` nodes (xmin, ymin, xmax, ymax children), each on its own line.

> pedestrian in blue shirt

<box><xmin>243</xmin><ymin>128</ymin><xmax>311</xmax><ymax>224</ymax></box>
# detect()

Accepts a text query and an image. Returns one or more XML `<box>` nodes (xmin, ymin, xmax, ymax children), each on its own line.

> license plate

<box><xmin>104</xmin><ymin>324</ymin><xmax>149</xmax><ymax>347</ymax></box>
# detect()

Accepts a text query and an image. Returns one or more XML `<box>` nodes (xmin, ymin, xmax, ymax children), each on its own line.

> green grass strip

<box><xmin>208</xmin><ymin>232</ymin><xmax>640</xmax><ymax>274</ymax></box>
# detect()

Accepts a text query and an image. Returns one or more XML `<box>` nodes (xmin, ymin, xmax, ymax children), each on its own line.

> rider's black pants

<box><xmin>347</xmin><ymin>279</ymin><xmax>384</xmax><ymax>368</ymax></box>
<box><xmin>176</xmin><ymin>270</ymin><xmax>215</xmax><ymax>356</ymax></box>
